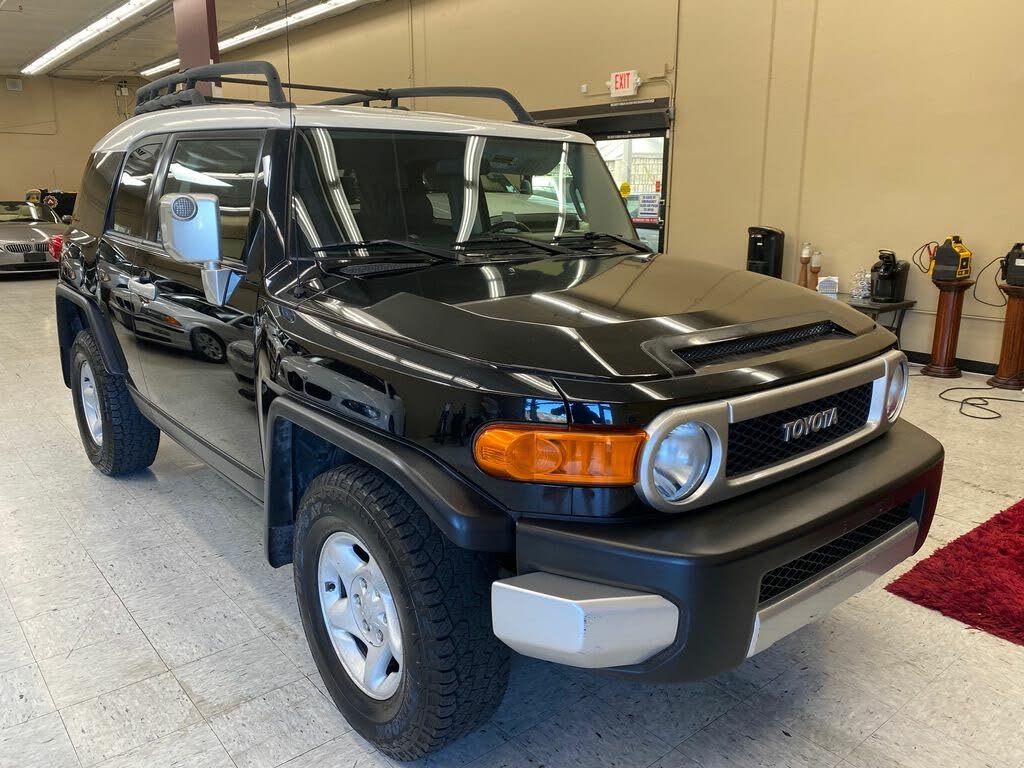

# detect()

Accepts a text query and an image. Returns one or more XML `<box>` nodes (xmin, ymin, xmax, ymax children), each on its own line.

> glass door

<box><xmin>595</xmin><ymin>132</ymin><xmax>667</xmax><ymax>252</ymax></box>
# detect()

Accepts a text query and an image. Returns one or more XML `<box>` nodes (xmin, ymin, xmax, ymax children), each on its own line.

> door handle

<box><xmin>128</xmin><ymin>278</ymin><xmax>157</xmax><ymax>301</ymax></box>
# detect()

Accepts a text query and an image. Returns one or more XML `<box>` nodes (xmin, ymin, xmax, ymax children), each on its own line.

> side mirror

<box><xmin>61</xmin><ymin>214</ymin><xmax>72</xmax><ymax>225</ymax></box>
<box><xmin>158</xmin><ymin>193</ymin><xmax>234</xmax><ymax>306</ymax></box>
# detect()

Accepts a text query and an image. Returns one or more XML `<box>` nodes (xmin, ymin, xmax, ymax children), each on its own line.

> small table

<box><xmin>842</xmin><ymin>295</ymin><xmax>917</xmax><ymax>349</ymax></box>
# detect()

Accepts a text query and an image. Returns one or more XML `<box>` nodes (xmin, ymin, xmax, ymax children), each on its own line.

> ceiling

<box><xmin>0</xmin><ymin>0</ymin><xmax>330</xmax><ymax>79</ymax></box>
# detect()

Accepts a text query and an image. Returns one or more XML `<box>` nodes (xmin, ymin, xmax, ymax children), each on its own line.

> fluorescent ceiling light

<box><xmin>168</xmin><ymin>163</ymin><xmax>230</xmax><ymax>188</ymax></box>
<box><xmin>140</xmin><ymin>0</ymin><xmax>361</xmax><ymax>78</ymax></box>
<box><xmin>119</xmin><ymin>173</ymin><xmax>151</xmax><ymax>187</ymax></box>
<box><xmin>22</xmin><ymin>0</ymin><xmax>166</xmax><ymax>76</ymax></box>
<box><xmin>140</xmin><ymin>58</ymin><xmax>180</xmax><ymax>78</ymax></box>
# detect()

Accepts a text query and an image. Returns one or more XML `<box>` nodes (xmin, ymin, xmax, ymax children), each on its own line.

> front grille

<box><xmin>759</xmin><ymin>500</ymin><xmax>914</xmax><ymax>603</ymax></box>
<box><xmin>5</xmin><ymin>243</ymin><xmax>46</xmax><ymax>253</ymax></box>
<box><xmin>726</xmin><ymin>382</ymin><xmax>873</xmax><ymax>477</ymax></box>
<box><xmin>676</xmin><ymin>321</ymin><xmax>848</xmax><ymax>367</ymax></box>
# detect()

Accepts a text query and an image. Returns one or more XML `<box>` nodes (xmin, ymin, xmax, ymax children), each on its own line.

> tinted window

<box><xmin>291</xmin><ymin>128</ymin><xmax>635</xmax><ymax>254</ymax></box>
<box><xmin>74</xmin><ymin>151</ymin><xmax>122</xmax><ymax>233</ymax></box>
<box><xmin>157</xmin><ymin>137</ymin><xmax>262</xmax><ymax>261</ymax></box>
<box><xmin>111</xmin><ymin>142</ymin><xmax>163</xmax><ymax>237</ymax></box>
<box><xmin>292</xmin><ymin>129</ymin><xmax>467</xmax><ymax>250</ymax></box>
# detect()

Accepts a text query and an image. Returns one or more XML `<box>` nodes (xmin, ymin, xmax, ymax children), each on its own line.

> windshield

<box><xmin>0</xmin><ymin>201</ymin><xmax>58</xmax><ymax>224</ymax></box>
<box><xmin>291</xmin><ymin>128</ymin><xmax>637</xmax><ymax>256</ymax></box>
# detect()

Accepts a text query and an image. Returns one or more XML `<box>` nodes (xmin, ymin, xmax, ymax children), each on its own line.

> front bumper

<box><xmin>0</xmin><ymin>253</ymin><xmax>59</xmax><ymax>273</ymax></box>
<box><xmin>494</xmin><ymin>419</ymin><xmax>942</xmax><ymax>681</ymax></box>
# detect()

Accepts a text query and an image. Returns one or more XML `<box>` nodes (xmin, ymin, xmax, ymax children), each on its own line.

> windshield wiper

<box><xmin>456</xmin><ymin>234</ymin><xmax>574</xmax><ymax>257</ymax></box>
<box><xmin>555</xmin><ymin>232</ymin><xmax>650</xmax><ymax>253</ymax></box>
<box><xmin>312</xmin><ymin>239</ymin><xmax>460</xmax><ymax>261</ymax></box>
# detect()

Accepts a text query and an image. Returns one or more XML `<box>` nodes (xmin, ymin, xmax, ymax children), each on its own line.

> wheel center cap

<box><xmin>352</xmin><ymin>576</ymin><xmax>385</xmax><ymax>647</ymax></box>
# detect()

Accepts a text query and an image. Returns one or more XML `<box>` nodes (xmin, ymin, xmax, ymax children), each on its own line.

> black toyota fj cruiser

<box><xmin>54</xmin><ymin>62</ymin><xmax>943</xmax><ymax>759</ymax></box>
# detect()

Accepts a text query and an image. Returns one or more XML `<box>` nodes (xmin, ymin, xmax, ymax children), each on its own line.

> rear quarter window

<box><xmin>73</xmin><ymin>151</ymin><xmax>123</xmax><ymax>234</ymax></box>
<box><xmin>111</xmin><ymin>142</ymin><xmax>164</xmax><ymax>237</ymax></box>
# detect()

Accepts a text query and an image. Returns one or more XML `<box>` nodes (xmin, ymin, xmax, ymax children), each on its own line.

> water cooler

<box><xmin>747</xmin><ymin>226</ymin><xmax>785</xmax><ymax>278</ymax></box>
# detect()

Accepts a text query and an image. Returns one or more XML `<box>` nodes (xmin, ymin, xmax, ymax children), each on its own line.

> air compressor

<box><xmin>929</xmin><ymin>235</ymin><xmax>973</xmax><ymax>280</ymax></box>
<box><xmin>1000</xmin><ymin>243</ymin><xmax>1024</xmax><ymax>287</ymax></box>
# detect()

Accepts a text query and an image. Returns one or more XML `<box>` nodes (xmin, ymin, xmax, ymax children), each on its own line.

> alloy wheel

<box><xmin>195</xmin><ymin>330</ymin><xmax>224</xmax><ymax>361</ymax></box>
<box><xmin>79</xmin><ymin>361</ymin><xmax>103</xmax><ymax>445</ymax></box>
<box><xmin>317</xmin><ymin>531</ymin><xmax>403</xmax><ymax>699</ymax></box>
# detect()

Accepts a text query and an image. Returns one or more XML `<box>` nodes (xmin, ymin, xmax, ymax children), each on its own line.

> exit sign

<box><xmin>609</xmin><ymin>69</ymin><xmax>640</xmax><ymax>98</ymax></box>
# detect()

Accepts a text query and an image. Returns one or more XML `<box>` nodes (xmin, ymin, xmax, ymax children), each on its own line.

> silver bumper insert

<box><xmin>491</xmin><ymin>572</ymin><xmax>679</xmax><ymax>668</ymax></box>
<box><xmin>747</xmin><ymin>519</ymin><xmax>919</xmax><ymax>656</ymax></box>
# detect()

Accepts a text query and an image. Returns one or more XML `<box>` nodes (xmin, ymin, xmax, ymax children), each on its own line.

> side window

<box><xmin>74</xmin><ymin>151</ymin><xmax>123</xmax><ymax>233</ymax></box>
<box><xmin>157</xmin><ymin>136</ymin><xmax>263</xmax><ymax>261</ymax></box>
<box><xmin>111</xmin><ymin>142</ymin><xmax>163</xmax><ymax>237</ymax></box>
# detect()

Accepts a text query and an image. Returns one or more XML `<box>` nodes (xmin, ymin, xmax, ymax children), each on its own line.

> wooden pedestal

<box><xmin>921</xmin><ymin>280</ymin><xmax>974</xmax><ymax>378</ymax></box>
<box><xmin>987</xmin><ymin>284</ymin><xmax>1024</xmax><ymax>390</ymax></box>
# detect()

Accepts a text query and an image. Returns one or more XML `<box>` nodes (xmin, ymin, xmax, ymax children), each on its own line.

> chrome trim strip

<box><xmin>636</xmin><ymin>349</ymin><xmax>907</xmax><ymax>513</ymax></box>
<box><xmin>747</xmin><ymin>519</ymin><xmax>919</xmax><ymax>656</ymax></box>
<box><xmin>491</xmin><ymin>572</ymin><xmax>679</xmax><ymax>668</ymax></box>
<box><xmin>726</xmin><ymin>354</ymin><xmax>887</xmax><ymax>422</ymax></box>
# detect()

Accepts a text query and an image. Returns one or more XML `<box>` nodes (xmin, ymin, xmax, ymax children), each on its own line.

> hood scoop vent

<box><xmin>330</xmin><ymin>261</ymin><xmax>435</xmax><ymax>276</ymax></box>
<box><xmin>675</xmin><ymin>321</ymin><xmax>850</xmax><ymax>368</ymax></box>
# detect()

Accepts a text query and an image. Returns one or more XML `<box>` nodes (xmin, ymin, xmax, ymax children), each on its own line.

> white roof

<box><xmin>92</xmin><ymin>103</ymin><xmax>591</xmax><ymax>153</ymax></box>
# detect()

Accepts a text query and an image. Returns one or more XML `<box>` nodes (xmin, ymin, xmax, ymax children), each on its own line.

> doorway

<box><xmin>594</xmin><ymin>133</ymin><xmax>666</xmax><ymax>253</ymax></box>
<box><xmin>532</xmin><ymin>98</ymin><xmax>671</xmax><ymax>252</ymax></box>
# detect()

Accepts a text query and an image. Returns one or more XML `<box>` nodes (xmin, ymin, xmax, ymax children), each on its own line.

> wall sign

<box><xmin>608</xmin><ymin>70</ymin><xmax>640</xmax><ymax>98</ymax></box>
<box><xmin>638</xmin><ymin>193</ymin><xmax>660</xmax><ymax>219</ymax></box>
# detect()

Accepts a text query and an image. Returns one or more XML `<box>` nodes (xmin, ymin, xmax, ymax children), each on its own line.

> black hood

<box><xmin>302</xmin><ymin>253</ymin><xmax>883</xmax><ymax>381</ymax></box>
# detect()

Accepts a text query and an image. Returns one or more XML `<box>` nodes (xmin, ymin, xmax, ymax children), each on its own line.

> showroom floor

<box><xmin>0</xmin><ymin>276</ymin><xmax>1022</xmax><ymax>768</ymax></box>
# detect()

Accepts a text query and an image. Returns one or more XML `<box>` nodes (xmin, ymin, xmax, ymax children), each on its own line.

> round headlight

<box><xmin>885</xmin><ymin>361</ymin><xmax>908</xmax><ymax>422</ymax></box>
<box><xmin>651</xmin><ymin>421</ymin><xmax>712</xmax><ymax>502</ymax></box>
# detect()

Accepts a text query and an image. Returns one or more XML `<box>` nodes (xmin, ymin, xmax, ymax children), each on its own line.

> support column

<box><xmin>172</xmin><ymin>0</ymin><xmax>219</xmax><ymax>89</ymax></box>
<box><xmin>987</xmin><ymin>284</ymin><xmax>1024</xmax><ymax>390</ymax></box>
<box><xmin>921</xmin><ymin>280</ymin><xmax>974</xmax><ymax>378</ymax></box>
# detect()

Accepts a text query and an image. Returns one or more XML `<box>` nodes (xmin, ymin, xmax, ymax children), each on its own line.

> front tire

<box><xmin>293</xmin><ymin>464</ymin><xmax>510</xmax><ymax>760</ymax></box>
<box><xmin>70</xmin><ymin>330</ymin><xmax>160</xmax><ymax>475</ymax></box>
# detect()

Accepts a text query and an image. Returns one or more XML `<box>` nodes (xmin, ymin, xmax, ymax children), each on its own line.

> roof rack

<box><xmin>319</xmin><ymin>86</ymin><xmax>534</xmax><ymax>124</ymax></box>
<box><xmin>134</xmin><ymin>61</ymin><xmax>288</xmax><ymax>115</ymax></box>
<box><xmin>135</xmin><ymin>60</ymin><xmax>534</xmax><ymax>123</ymax></box>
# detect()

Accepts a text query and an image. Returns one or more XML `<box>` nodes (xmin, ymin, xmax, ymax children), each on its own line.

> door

<box><xmin>95</xmin><ymin>139</ymin><xmax>167</xmax><ymax>391</ymax></box>
<box><xmin>594</xmin><ymin>133</ymin><xmax>667</xmax><ymax>253</ymax></box>
<box><xmin>132</xmin><ymin>131</ymin><xmax>267</xmax><ymax>474</ymax></box>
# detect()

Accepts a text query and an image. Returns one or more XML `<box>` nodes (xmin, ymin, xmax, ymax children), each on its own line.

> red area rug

<box><xmin>886</xmin><ymin>498</ymin><xmax>1024</xmax><ymax>646</ymax></box>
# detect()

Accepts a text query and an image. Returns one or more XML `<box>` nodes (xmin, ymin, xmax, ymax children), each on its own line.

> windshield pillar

<box><xmin>553</xmin><ymin>142</ymin><xmax>570</xmax><ymax>239</ymax></box>
<box><xmin>456</xmin><ymin>136</ymin><xmax>486</xmax><ymax>243</ymax></box>
<box><xmin>309</xmin><ymin>128</ymin><xmax>364</xmax><ymax>245</ymax></box>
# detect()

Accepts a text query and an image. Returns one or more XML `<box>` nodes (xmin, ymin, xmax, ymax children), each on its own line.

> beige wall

<box><xmin>227</xmin><ymin>0</ymin><xmax>678</xmax><ymax>116</ymax></box>
<box><xmin>226</xmin><ymin>0</ymin><xmax>1020</xmax><ymax>363</ymax></box>
<box><xmin>0</xmin><ymin>77</ymin><xmax>130</xmax><ymax>199</ymax></box>
<box><xmin>791</xmin><ymin>0</ymin><xmax>1018</xmax><ymax>363</ymax></box>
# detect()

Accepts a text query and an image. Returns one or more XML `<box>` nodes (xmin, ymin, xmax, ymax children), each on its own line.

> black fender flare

<box><xmin>55</xmin><ymin>282</ymin><xmax>127</xmax><ymax>385</ymax></box>
<box><xmin>263</xmin><ymin>395</ymin><xmax>515</xmax><ymax>566</ymax></box>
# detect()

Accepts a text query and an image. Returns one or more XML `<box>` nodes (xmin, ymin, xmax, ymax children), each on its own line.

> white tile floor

<box><xmin>0</xmin><ymin>274</ymin><xmax>1022</xmax><ymax>768</ymax></box>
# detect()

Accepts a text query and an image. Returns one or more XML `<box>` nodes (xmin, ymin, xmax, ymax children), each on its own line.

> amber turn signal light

<box><xmin>473</xmin><ymin>424</ymin><xmax>646</xmax><ymax>485</ymax></box>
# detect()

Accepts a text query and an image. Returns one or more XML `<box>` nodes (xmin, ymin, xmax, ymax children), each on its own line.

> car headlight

<box><xmin>651</xmin><ymin>421</ymin><xmax>712</xmax><ymax>502</ymax></box>
<box><xmin>885</xmin><ymin>360</ymin><xmax>908</xmax><ymax>422</ymax></box>
<box><xmin>341</xmin><ymin>399</ymin><xmax>382</xmax><ymax>421</ymax></box>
